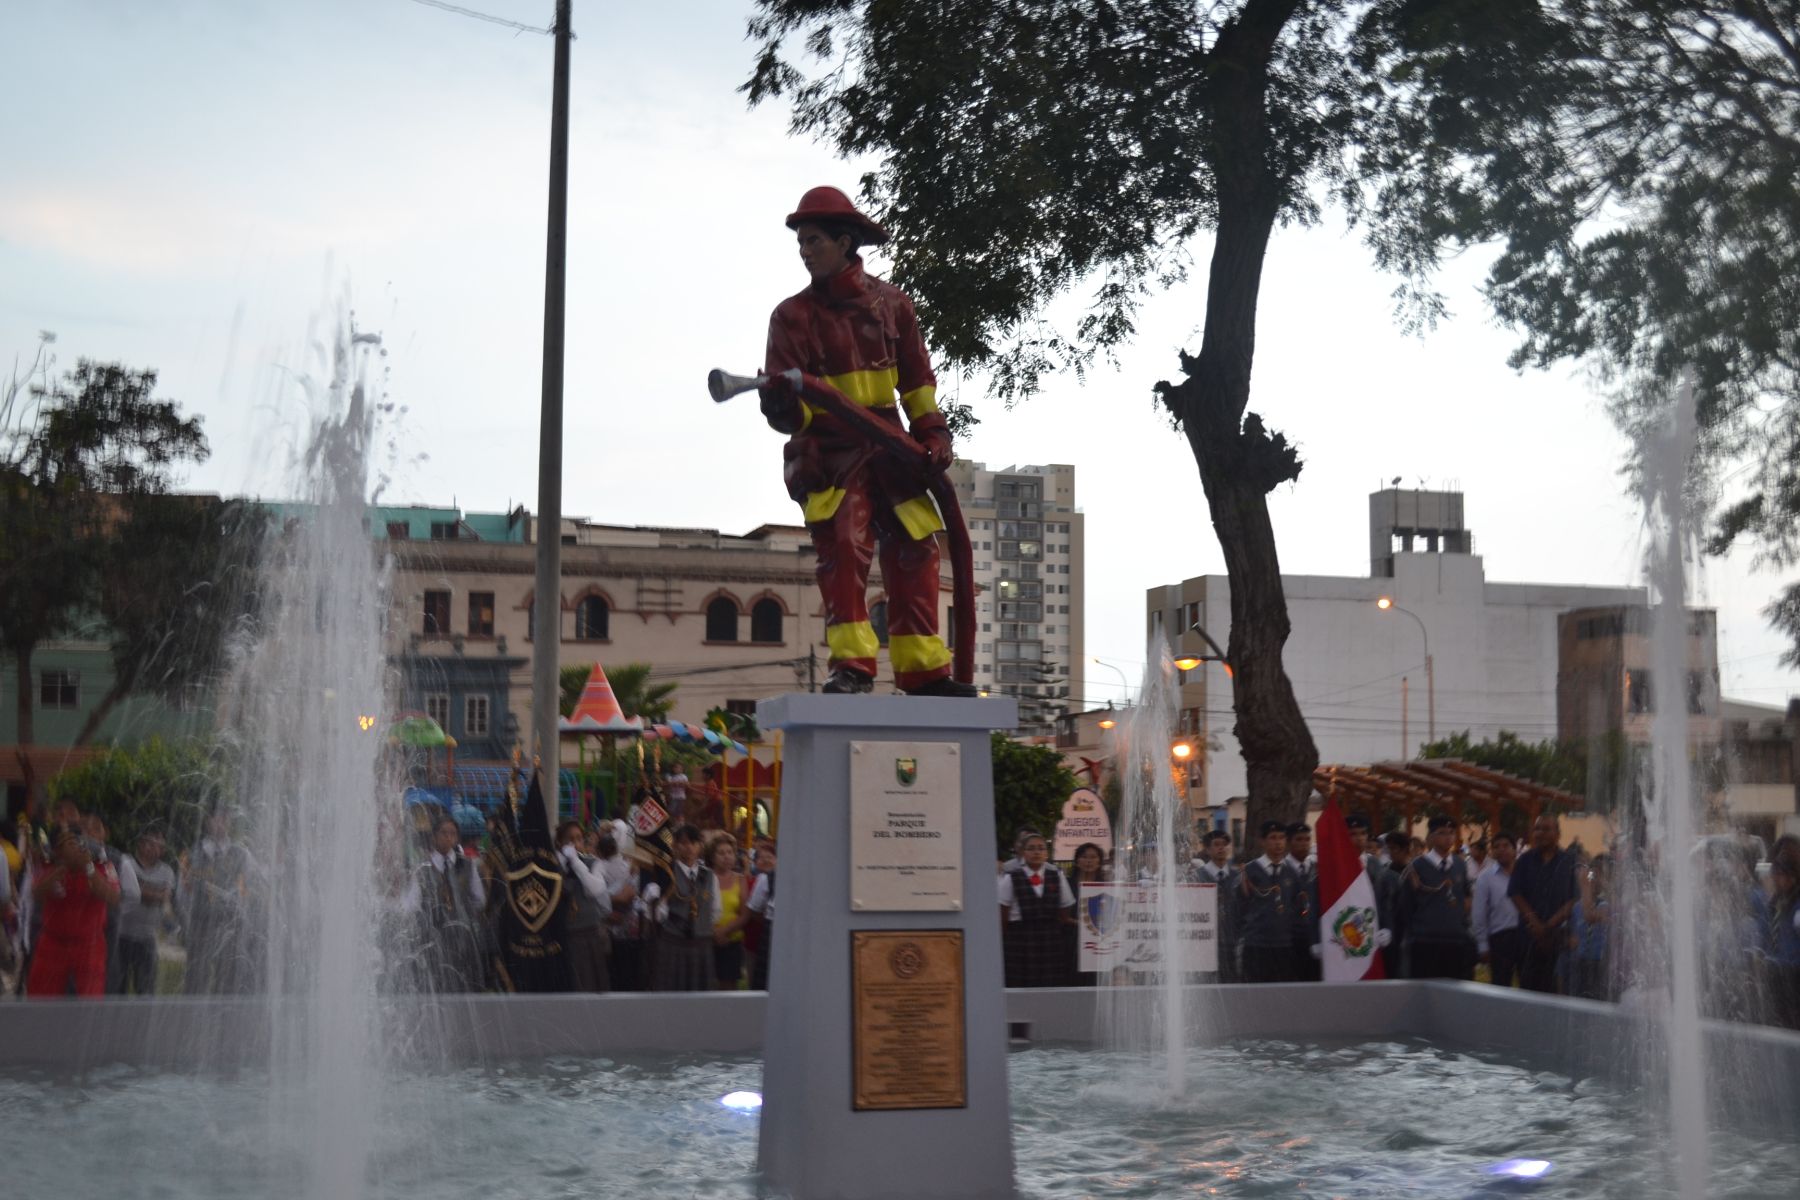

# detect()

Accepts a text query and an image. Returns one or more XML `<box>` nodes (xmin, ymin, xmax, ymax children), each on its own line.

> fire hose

<box><xmin>707</xmin><ymin>367</ymin><xmax>975</xmax><ymax>687</ymax></box>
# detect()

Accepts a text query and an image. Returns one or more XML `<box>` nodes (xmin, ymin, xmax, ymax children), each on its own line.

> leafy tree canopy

<box><xmin>990</xmin><ymin>732</ymin><xmax>1080</xmax><ymax>857</ymax></box>
<box><xmin>47</xmin><ymin>735</ymin><xmax>225</xmax><ymax>851</ymax></box>
<box><xmin>1</xmin><ymin>356</ymin><xmax>210</xmax><ymax>754</ymax></box>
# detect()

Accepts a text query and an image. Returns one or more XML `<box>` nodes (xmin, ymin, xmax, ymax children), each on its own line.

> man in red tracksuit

<box><xmin>27</xmin><ymin>824</ymin><xmax>119</xmax><ymax>997</ymax></box>
<box><xmin>760</xmin><ymin>186</ymin><xmax>977</xmax><ymax>697</ymax></box>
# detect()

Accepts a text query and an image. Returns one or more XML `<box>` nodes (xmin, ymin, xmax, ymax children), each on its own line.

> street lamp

<box><xmin>1091</xmin><ymin>657</ymin><xmax>1132</xmax><ymax>706</ymax></box>
<box><xmin>1376</xmin><ymin>597</ymin><xmax>1434</xmax><ymax>751</ymax></box>
<box><xmin>1173</xmin><ymin>622</ymin><xmax>1232</xmax><ymax>676</ymax></box>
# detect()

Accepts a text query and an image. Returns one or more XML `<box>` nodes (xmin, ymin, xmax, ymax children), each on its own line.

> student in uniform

<box><xmin>1381</xmin><ymin>830</ymin><xmax>1412</xmax><ymax>979</ymax></box>
<box><xmin>1239</xmin><ymin>822</ymin><xmax>1298</xmax><ymax>983</ymax></box>
<box><xmin>1192</xmin><ymin>830</ymin><xmax>1239</xmax><ymax>983</ymax></box>
<box><xmin>1285</xmin><ymin>822</ymin><xmax>1319</xmax><ymax>981</ymax></box>
<box><xmin>1403</xmin><ymin>816</ymin><xmax>1474</xmax><ymax>979</ymax></box>
<box><xmin>998</xmin><ymin>833</ymin><xmax>1075</xmax><ymax>987</ymax></box>
<box><xmin>654</xmin><ymin>825</ymin><xmax>719</xmax><ymax>991</ymax></box>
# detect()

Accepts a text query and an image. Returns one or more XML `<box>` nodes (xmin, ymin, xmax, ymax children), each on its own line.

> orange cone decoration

<box><xmin>563</xmin><ymin>662</ymin><xmax>644</xmax><ymax>733</ymax></box>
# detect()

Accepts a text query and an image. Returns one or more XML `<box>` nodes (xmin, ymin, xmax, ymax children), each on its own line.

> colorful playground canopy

<box><xmin>559</xmin><ymin>662</ymin><xmax>645</xmax><ymax>735</ymax></box>
<box><xmin>641</xmin><ymin>721</ymin><xmax>749</xmax><ymax>756</ymax></box>
<box><xmin>389</xmin><ymin>712</ymin><xmax>453</xmax><ymax>748</ymax></box>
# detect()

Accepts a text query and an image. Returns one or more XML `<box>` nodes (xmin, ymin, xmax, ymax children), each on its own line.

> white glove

<box><xmin>643</xmin><ymin>882</ymin><xmax>662</xmax><ymax>904</ymax></box>
<box><xmin>1309</xmin><ymin>944</ymin><xmax>1321</xmax><ymax>960</ymax></box>
<box><xmin>1793</xmin><ymin>909</ymin><xmax>1800</xmax><ymax>932</ymax></box>
<box><xmin>1376</xmin><ymin>928</ymin><xmax>1392</xmax><ymax>948</ymax></box>
<box><xmin>559</xmin><ymin>845</ymin><xmax>579</xmax><ymax>868</ymax></box>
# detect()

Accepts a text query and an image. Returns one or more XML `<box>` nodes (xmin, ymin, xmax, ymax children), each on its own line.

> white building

<box><xmin>945</xmin><ymin>462</ymin><xmax>1086</xmax><ymax>734</ymax></box>
<box><xmin>1147</xmin><ymin>488</ymin><xmax>1645</xmax><ymax>839</ymax></box>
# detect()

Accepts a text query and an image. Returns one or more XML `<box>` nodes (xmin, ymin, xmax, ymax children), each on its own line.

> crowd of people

<box><xmin>7</xmin><ymin>790</ymin><xmax>1796</xmax><ymax>1032</ymax></box>
<box><xmin>996</xmin><ymin>815</ymin><xmax>1800</xmax><ymax>1031</ymax></box>
<box><xmin>0</xmin><ymin>785</ymin><xmax>778</xmax><ymax>999</ymax></box>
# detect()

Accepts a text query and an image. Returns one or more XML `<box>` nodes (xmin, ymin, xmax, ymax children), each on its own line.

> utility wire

<box><xmin>405</xmin><ymin>0</ymin><xmax>553</xmax><ymax>36</ymax></box>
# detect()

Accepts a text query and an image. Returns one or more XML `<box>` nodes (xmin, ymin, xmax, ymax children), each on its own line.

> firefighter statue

<box><xmin>758</xmin><ymin>186</ymin><xmax>978</xmax><ymax>698</ymax></box>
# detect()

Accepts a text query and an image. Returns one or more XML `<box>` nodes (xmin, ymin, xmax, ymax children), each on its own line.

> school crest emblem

<box><xmin>895</xmin><ymin>757</ymin><xmax>918</xmax><ymax>786</ymax></box>
<box><xmin>1083</xmin><ymin>892</ymin><xmax>1117</xmax><ymax>938</ymax></box>
<box><xmin>505</xmin><ymin>860</ymin><xmax>565</xmax><ymax>934</ymax></box>
<box><xmin>1330</xmin><ymin>906</ymin><xmax>1379</xmax><ymax>958</ymax></box>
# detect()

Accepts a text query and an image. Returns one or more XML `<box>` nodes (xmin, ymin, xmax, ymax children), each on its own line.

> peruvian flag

<box><xmin>1316</xmin><ymin>795</ymin><xmax>1386</xmax><ymax>982</ymax></box>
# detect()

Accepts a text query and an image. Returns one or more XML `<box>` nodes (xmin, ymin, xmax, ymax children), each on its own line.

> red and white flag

<box><xmin>1316</xmin><ymin>795</ymin><xmax>1386</xmax><ymax>982</ymax></box>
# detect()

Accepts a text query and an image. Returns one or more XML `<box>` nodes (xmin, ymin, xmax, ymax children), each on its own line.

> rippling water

<box><xmin>3</xmin><ymin>1039</ymin><xmax>1792</xmax><ymax>1199</ymax></box>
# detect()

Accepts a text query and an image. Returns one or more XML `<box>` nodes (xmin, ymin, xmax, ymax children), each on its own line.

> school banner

<box><xmin>1077</xmin><ymin>882</ymin><xmax>1217</xmax><ymax>975</ymax></box>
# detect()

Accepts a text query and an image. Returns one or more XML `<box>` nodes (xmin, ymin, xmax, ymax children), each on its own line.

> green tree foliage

<box><xmin>705</xmin><ymin>705</ymin><xmax>763</xmax><ymax>743</ymax></box>
<box><xmin>47</xmin><ymin>735</ymin><xmax>223</xmax><ymax>851</ymax></box>
<box><xmin>989</xmin><ymin>732</ymin><xmax>1080</xmax><ymax>857</ymax></box>
<box><xmin>1417</xmin><ymin>728</ymin><xmax>1642</xmax><ymax>831</ymax></box>
<box><xmin>740</xmin><ymin>0</ymin><xmax>1628</xmax><ymax>834</ymax></box>
<box><xmin>1367</xmin><ymin>2</ymin><xmax>1800</xmax><ymax>659</ymax></box>
<box><xmin>559</xmin><ymin>662</ymin><xmax>678</xmax><ymax>722</ymax></box>
<box><xmin>1</xmin><ymin>358</ymin><xmax>209</xmax><ymax>760</ymax></box>
<box><xmin>75</xmin><ymin>495</ymin><xmax>268</xmax><ymax>743</ymax></box>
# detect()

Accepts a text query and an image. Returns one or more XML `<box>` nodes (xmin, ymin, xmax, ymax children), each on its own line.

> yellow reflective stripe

<box><xmin>802</xmin><ymin>487</ymin><xmax>846</xmax><ymax>523</ymax></box>
<box><xmin>827</xmin><ymin>621</ymin><xmax>881</xmax><ymax>662</ymax></box>
<box><xmin>890</xmin><ymin>633</ymin><xmax>953</xmax><ymax>674</ymax></box>
<box><xmin>891</xmin><ymin>494</ymin><xmax>945</xmax><ymax>540</ymax></box>
<box><xmin>901</xmin><ymin>384</ymin><xmax>939</xmax><ymax>421</ymax></box>
<box><xmin>796</xmin><ymin>402</ymin><xmax>815</xmax><ymax>433</ymax></box>
<box><xmin>824</xmin><ymin>367</ymin><xmax>900</xmax><ymax>408</ymax></box>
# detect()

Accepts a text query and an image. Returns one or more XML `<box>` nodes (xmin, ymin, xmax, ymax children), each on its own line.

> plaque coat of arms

<box><xmin>895</xmin><ymin>757</ymin><xmax>918</xmax><ymax>786</ymax></box>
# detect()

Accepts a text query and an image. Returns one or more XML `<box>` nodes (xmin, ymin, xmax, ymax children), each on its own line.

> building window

<box><xmin>575</xmin><ymin>595</ymin><xmax>609</xmax><ymax>640</ymax></box>
<box><xmin>725</xmin><ymin>699</ymin><xmax>757</xmax><ymax>717</ymax></box>
<box><xmin>425</xmin><ymin>693</ymin><xmax>450</xmax><ymax>729</ymax></box>
<box><xmin>430</xmin><ymin>521</ymin><xmax>458</xmax><ymax>541</ymax></box>
<box><xmin>465</xmin><ymin>695</ymin><xmax>490</xmax><ymax>738</ymax></box>
<box><xmin>386</xmin><ymin>521</ymin><xmax>409</xmax><ymax>539</ymax></box>
<box><xmin>750</xmin><ymin>598</ymin><xmax>784</xmax><ymax>643</ymax></box>
<box><xmin>1627</xmin><ymin>669</ymin><xmax>1653</xmax><ymax>715</ymax></box>
<box><xmin>706</xmin><ymin>597</ymin><xmax>740</xmax><ymax>642</ymax></box>
<box><xmin>39</xmin><ymin>670</ymin><xmax>79</xmax><ymax>710</ymax></box>
<box><xmin>423</xmin><ymin>590</ymin><xmax>451</xmax><ymax>636</ymax></box>
<box><xmin>468</xmin><ymin>591</ymin><xmax>496</xmax><ymax>637</ymax></box>
<box><xmin>869</xmin><ymin>600</ymin><xmax>890</xmax><ymax>647</ymax></box>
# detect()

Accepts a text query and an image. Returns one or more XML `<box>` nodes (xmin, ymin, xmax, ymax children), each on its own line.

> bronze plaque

<box><xmin>851</xmin><ymin>930</ymin><xmax>967</xmax><ymax>1111</ymax></box>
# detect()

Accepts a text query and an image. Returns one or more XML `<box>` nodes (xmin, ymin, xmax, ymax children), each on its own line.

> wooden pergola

<box><xmin>1313</xmin><ymin>759</ymin><xmax>1584</xmax><ymax>835</ymax></box>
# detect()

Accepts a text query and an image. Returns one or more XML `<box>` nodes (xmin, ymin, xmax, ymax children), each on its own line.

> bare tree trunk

<box><xmin>1159</xmin><ymin>0</ymin><xmax>1318</xmax><ymax>837</ymax></box>
<box><xmin>11</xmin><ymin>642</ymin><xmax>32</xmax><ymax>751</ymax></box>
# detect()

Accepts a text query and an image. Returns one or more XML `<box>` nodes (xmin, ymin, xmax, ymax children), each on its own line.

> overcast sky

<box><xmin>4</xmin><ymin>0</ymin><xmax>1796</xmax><ymax>715</ymax></box>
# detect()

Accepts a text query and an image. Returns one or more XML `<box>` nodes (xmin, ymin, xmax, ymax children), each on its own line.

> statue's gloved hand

<box><xmin>1375</xmin><ymin>928</ymin><xmax>1392</xmax><ymax>948</ymax></box>
<box><xmin>759</xmin><ymin>371</ymin><xmax>804</xmax><ymax>434</ymax></box>
<box><xmin>909</xmin><ymin>410</ymin><xmax>953</xmax><ymax>472</ymax></box>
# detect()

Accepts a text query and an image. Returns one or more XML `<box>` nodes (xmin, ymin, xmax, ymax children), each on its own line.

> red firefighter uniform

<box><xmin>763</xmin><ymin>253</ymin><xmax>956</xmax><ymax>692</ymax></box>
<box><xmin>27</xmin><ymin>859</ymin><xmax>115</xmax><ymax>997</ymax></box>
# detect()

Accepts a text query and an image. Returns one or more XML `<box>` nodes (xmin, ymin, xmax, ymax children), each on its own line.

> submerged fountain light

<box><xmin>719</xmin><ymin>1091</ymin><xmax>763</xmax><ymax>1111</ymax></box>
<box><xmin>1487</xmin><ymin>1159</ymin><xmax>1553</xmax><ymax>1179</ymax></box>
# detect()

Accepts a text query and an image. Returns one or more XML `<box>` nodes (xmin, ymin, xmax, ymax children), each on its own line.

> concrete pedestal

<box><xmin>756</xmin><ymin>693</ymin><xmax>1018</xmax><ymax>1200</ymax></box>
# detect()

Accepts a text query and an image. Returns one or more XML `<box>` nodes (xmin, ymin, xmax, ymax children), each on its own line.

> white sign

<box><xmin>1052</xmin><ymin>787</ymin><xmax>1112</xmax><ymax>861</ymax></box>
<box><xmin>1077</xmin><ymin>882</ymin><xmax>1217</xmax><ymax>975</ymax></box>
<box><xmin>849</xmin><ymin>740</ymin><xmax>963</xmax><ymax>911</ymax></box>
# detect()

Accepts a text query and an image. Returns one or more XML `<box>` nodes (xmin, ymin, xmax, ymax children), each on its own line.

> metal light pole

<box><xmin>530</xmin><ymin>0</ymin><xmax>573</xmax><ymax>830</ymax></box>
<box><xmin>1090</xmin><ymin>657</ymin><xmax>1132</xmax><ymax>707</ymax></box>
<box><xmin>1378</xmin><ymin>597</ymin><xmax>1434</xmax><ymax>751</ymax></box>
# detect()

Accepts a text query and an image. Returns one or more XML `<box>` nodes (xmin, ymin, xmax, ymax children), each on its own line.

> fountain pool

<box><xmin>6</xmin><ymin>1030</ymin><xmax>1798</xmax><ymax>1200</ymax></box>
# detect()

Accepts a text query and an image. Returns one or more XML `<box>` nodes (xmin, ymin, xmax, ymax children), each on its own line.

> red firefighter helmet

<box><xmin>785</xmin><ymin>186</ymin><xmax>890</xmax><ymax>246</ymax></box>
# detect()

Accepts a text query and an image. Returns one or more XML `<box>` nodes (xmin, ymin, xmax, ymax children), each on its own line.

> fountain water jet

<box><xmin>1098</xmin><ymin>638</ymin><xmax>1198</xmax><ymax>1092</ymax></box>
<box><xmin>209</xmin><ymin>317</ymin><xmax>397</xmax><ymax>1198</ymax></box>
<box><xmin>1640</xmin><ymin>373</ymin><xmax>1708</xmax><ymax>1199</ymax></box>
